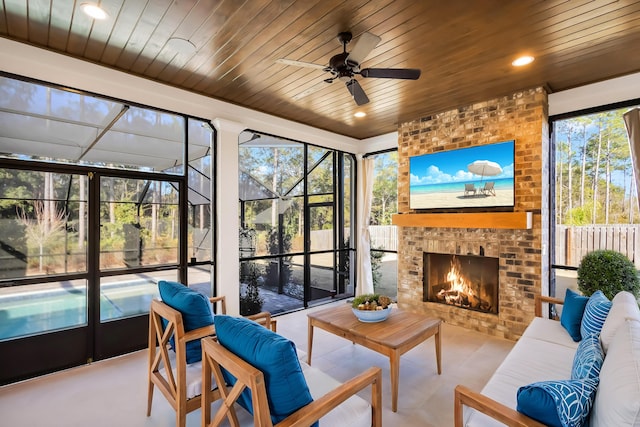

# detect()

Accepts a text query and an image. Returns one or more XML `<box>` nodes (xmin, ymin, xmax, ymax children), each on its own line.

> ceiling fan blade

<box><xmin>292</xmin><ymin>80</ymin><xmax>330</xmax><ymax>101</ymax></box>
<box><xmin>276</xmin><ymin>58</ymin><xmax>326</xmax><ymax>70</ymax></box>
<box><xmin>345</xmin><ymin>79</ymin><xmax>369</xmax><ymax>106</ymax></box>
<box><xmin>345</xmin><ymin>32</ymin><xmax>381</xmax><ymax>66</ymax></box>
<box><xmin>360</xmin><ymin>68</ymin><xmax>421</xmax><ymax>79</ymax></box>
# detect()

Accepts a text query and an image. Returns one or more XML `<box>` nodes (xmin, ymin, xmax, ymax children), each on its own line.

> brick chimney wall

<box><xmin>396</xmin><ymin>87</ymin><xmax>550</xmax><ymax>340</ymax></box>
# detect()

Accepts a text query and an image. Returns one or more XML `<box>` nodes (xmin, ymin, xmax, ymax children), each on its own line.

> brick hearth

<box><xmin>395</xmin><ymin>87</ymin><xmax>550</xmax><ymax>340</ymax></box>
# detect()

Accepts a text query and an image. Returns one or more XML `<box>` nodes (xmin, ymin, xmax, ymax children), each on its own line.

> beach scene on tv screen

<box><xmin>410</xmin><ymin>140</ymin><xmax>515</xmax><ymax>209</ymax></box>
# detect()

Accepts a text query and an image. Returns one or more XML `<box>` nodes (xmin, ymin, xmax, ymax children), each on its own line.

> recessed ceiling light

<box><xmin>512</xmin><ymin>55</ymin><xmax>535</xmax><ymax>67</ymax></box>
<box><xmin>80</xmin><ymin>3</ymin><xmax>108</xmax><ymax>20</ymax></box>
<box><xmin>354</xmin><ymin>111</ymin><xmax>366</xmax><ymax>118</ymax></box>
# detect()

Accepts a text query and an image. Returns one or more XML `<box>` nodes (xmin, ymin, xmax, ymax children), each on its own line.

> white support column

<box><xmin>213</xmin><ymin>118</ymin><xmax>246</xmax><ymax>315</ymax></box>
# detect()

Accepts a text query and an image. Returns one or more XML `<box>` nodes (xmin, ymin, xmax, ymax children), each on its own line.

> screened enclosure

<box><xmin>238</xmin><ymin>131</ymin><xmax>356</xmax><ymax>314</ymax></box>
<box><xmin>0</xmin><ymin>72</ymin><xmax>214</xmax><ymax>384</ymax></box>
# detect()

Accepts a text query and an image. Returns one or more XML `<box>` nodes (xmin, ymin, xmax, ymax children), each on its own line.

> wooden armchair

<box><xmin>147</xmin><ymin>295</ymin><xmax>276</xmax><ymax>427</ymax></box>
<box><xmin>147</xmin><ymin>298</ymin><xmax>218</xmax><ymax>427</ymax></box>
<box><xmin>201</xmin><ymin>336</ymin><xmax>383</xmax><ymax>427</ymax></box>
<box><xmin>211</xmin><ymin>296</ymin><xmax>277</xmax><ymax>332</ymax></box>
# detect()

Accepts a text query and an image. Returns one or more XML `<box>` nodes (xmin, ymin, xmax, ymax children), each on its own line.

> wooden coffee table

<box><xmin>307</xmin><ymin>304</ymin><xmax>442</xmax><ymax>412</ymax></box>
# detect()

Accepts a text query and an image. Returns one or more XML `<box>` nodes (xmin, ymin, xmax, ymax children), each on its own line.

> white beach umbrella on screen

<box><xmin>467</xmin><ymin>160</ymin><xmax>502</xmax><ymax>182</ymax></box>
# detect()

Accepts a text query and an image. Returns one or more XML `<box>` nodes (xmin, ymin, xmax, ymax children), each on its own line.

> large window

<box><xmin>238</xmin><ymin>131</ymin><xmax>355</xmax><ymax>314</ymax></box>
<box><xmin>552</xmin><ymin>102</ymin><xmax>640</xmax><ymax>296</ymax></box>
<box><xmin>368</xmin><ymin>151</ymin><xmax>398</xmax><ymax>300</ymax></box>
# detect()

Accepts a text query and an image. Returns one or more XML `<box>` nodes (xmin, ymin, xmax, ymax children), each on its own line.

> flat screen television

<box><xmin>409</xmin><ymin>140</ymin><xmax>515</xmax><ymax>210</ymax></box>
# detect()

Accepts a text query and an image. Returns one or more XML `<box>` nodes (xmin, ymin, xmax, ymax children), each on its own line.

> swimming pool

<box><xmin>0</xmin><ymin>279</ymin><xmax>159</xmax><ymax>341</ymax></box>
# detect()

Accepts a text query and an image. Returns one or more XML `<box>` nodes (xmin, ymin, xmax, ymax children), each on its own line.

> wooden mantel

<box><xmin>391</xmin><ymin>211</ymin><xmax>532</xmax><ymax>229</ymax></box>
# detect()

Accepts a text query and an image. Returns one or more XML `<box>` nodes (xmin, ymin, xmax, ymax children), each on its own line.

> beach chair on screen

<box><xmin>464</xmin><ymin>183</ymin><xmax>476</xmax><ymax>197</ymax></box>
<box><xmin>481</xmin><ymin>181</ymin><xmax>496</xmax><ymax>196</ymax></box>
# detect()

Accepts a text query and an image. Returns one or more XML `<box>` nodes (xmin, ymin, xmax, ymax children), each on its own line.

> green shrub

<box><xmin>577</xmin><ymin>250</ymin><xmax>640</xmax><ymax>300</ymax></box>
<box><xmin>240</xmin><ymin>261</ymin><xmax>264</xmax><ymax>316</ymax></box>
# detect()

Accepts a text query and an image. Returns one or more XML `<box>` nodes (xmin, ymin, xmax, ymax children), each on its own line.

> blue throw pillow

<box><xmin>158</xmin><ymin>280</ymin><xmax>213</xmax><ymax>364</ymax></box>
<box><xmin>571</xmin><ymin>333</ymin><xmax>604</xmax><ymax>380</ymax></box>
<box><xmin>560</xmin><ymin>289</ymin><xmax>589</xmax><ymax>341</ymax></box>
<box><xmin>517</xmin><ymin>378</ymin><xmax>599</xmax><ymax>427</ymax></box>
<box><xmin>580</xmin><ymin>290</ymin><xmax>612</xmax><ymax>339</ymax></box>
<box><xmin>213</xmin><ymin>315</ymin><xmax>316</xmax><ymax>426</ymax></box>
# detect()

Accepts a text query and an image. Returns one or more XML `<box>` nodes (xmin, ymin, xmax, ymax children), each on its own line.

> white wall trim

<box><xmin>549</xmin><ymin>72</ymin><xmax>640</xmax><ymax>117</ymax></box>
<box><xmin>358</xmin><ymin>132</ymin><xmax>398</xmax><ymax>154</ymax></box>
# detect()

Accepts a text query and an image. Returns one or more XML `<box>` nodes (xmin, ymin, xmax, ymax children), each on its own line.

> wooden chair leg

<box><xmin>146</xmin><ymin>381</ymin><xmax>154</xmax><ymax>416</ymax></box>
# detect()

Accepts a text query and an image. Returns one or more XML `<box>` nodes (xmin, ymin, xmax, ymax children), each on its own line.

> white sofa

<box><xmin>454</xmin><ymin>291</ymin><xmax>640</xmax><ymax>427</ymax></box>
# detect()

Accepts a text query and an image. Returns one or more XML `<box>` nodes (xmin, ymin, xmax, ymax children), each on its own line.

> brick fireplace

<box><xmin>394</xmin><ymin>88</ymin><xmax>550</xmax><ymax>340</ymax></box>
<box><xmin>424</xmin><ymin>252</ymin><xmax>499</xmax><ymax>314</ymax></box>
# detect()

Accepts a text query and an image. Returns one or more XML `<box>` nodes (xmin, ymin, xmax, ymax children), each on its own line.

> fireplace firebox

<box><xmin>423</xmin><ymin>252</ymin><xmax>499</xmax><ymax>314</ymax></box>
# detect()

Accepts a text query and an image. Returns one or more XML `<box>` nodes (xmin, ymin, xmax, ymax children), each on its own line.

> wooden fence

<box><xmin>309</xmin><ymin>225</ymin><xmax>398</xmax><ymax>252</ymax></box>
<box><xmin>369</xmin><ymin>225</ymin><xmax>398</xmax><ymax>251</ymax></box>
<box><xmin>555</xmin><ymin>224</ymin><xmax>640</xmax><ymax>268</ymax></box>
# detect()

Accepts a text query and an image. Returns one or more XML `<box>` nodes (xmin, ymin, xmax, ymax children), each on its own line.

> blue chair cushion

<box><xmin>213</xmin><ymin>315</ymin><xmax>316</xmax><ymax>426</ymax></box>
<box><xmin>517</xmin><ymin>378</ymin><xmax>599</xmax><ymax>427</ymax></box>
<box><xmin>560</xmin><ymin>288</ymin><xmax>589</xmax><ymax>341</ymax></box>
<box><xmin>571</xmin><ymin>333</ymin><xmax>604</xmax><ymax>380</ymax></box>
<box><xmin>158</xmin><ymin>280</ymin><xmax>213</xmax><ymax>364</ymax></box>
<box><xmin>580</xmin><ymin>290</ymin><xmax>612</xmax><ymax>339</ymax></box>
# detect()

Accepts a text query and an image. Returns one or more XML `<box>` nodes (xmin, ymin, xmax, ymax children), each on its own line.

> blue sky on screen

<box><xmin>410</xmin><ymin>140</ymin><xmax>514</xmax><ymax>186</ymax></box>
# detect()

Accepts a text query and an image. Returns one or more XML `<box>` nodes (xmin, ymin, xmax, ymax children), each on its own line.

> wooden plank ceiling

<box><xmin>2</xmin><ymin>0</ymin><xmax>640</xmax><ymax>140</ymax></box>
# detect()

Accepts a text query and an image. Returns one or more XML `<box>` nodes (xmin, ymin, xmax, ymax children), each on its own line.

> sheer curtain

<box><xmin>356</xmin><ymin>156</ymin><xmax>375</xmax><ymax>296</ymax></box>
<box><xmin>624</xmin><ymin>108</ymin><xmax>640</xmax><ymax>209</ymax></box>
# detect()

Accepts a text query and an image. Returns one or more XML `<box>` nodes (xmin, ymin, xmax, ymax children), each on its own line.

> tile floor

<box><xmin>0</xmin><ymin>301</ymin><xmax>515</xmax><ymax>427</ymax></box>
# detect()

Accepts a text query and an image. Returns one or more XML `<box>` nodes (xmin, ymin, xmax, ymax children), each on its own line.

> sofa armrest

<box><xmin>454</xmin><ymin>385</ymin><xmax>546</xmax><ymax>427</ymax></box>
<box><xmin>534</xmin><ymin>294</ymin><xmax>564</xmax><ymax>318</ymax></box>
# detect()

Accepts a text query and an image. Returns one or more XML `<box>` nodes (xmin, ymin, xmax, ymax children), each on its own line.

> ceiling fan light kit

<box><xmin>279</xmin><ymin>31</ymin><xmax>421</xmax><ymax>106</ymax></box>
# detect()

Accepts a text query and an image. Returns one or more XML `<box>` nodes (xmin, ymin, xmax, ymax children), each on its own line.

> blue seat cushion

<box><xmin>517</xmin><ymin>378</ymin><xmax>599</xmax><ymax>427</ymax></box>
<box><xmin>213</xmin><ymin>315</ymin><xmax>316</xmax><ymax>426</ymax></box>
<box><xmin>580</xmin><ymin>290</ymin><xmax>612</xmax><ymax>339</ymax></box>
<box><xmin>571</xmin><ymin>333</ymin><xmax>604</xmax><ymax>380</ymax></box>
<box><xmin>158</xmin><ymin>280</ymin><xmax>213</xmax><ymax>364</ymax></box>
<box><xmin>560</xmin><ymin>288</ymin><xmax>589</xmax><ymax>341</ymax></box>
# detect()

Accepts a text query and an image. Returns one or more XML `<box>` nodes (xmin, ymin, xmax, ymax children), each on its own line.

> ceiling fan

<box><xmin>277</xmin><ymin>31</ymin><xmax>421</xmax><ymax>106</ymax></box>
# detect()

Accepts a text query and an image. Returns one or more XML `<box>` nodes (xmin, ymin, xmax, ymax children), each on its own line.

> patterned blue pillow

<box><xmin>580</xmin><ymin>290</ymin><xmax>612</xmax><ymax>339</ymax></box>
<box><xmin>571</xmin><ymin>333</ymin><xmax>604</xmax><ymax>380</ymax></box>
<box><xmin>517</xmin><ymin>378</ymin><xmax>599</xmax><ymax>427</ymax></box>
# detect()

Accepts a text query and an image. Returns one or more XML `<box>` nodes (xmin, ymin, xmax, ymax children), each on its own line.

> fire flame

<box><xmin>438</xmin><ymin>256</ymin><xmax>477</xmax><ymax>305</ymax></box>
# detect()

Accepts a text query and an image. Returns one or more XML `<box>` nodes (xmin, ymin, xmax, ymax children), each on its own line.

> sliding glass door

<box><xmin>0</xmin><ymin>167</ymin><xmax>90</xmax><ymax>383</ymax></box>
<box><xmin>93</xmin><ymin>172</ymin><xmax>183</xmax><ymax>359</ymax></box>
<box><xmin>0</xmin><ymin>167</ymin><xmax>185</xmax><ymax>382</ymax></box>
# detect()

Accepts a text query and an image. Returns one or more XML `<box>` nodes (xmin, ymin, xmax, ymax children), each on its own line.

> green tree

<box><xmin>555</xmin><ymin>107</ymin><xmax>640</xmax><ymax>226</ymax></box>
<box><xmin>371</xmin><ymin>152</ymin><xmax>398</xmax><ymax>226</ymax></box>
